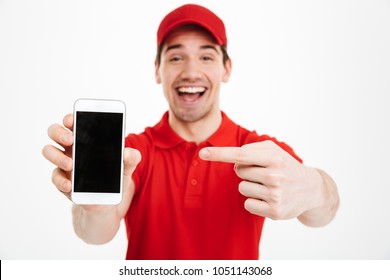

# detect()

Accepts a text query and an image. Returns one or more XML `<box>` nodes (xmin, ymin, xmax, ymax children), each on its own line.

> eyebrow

<box><xmin>200</xmin><ymin>45</ymin><xmax>219</xmax><ymax>53</ymax></box>
<box><xmin>165</xmin><ymin>44</ymin><xmax>182</xmax><ymax>52</ymax></box>
<box><xmin>164</xmin><ymin>44</ymin><xmax>220</xmax><ymax>54</ymax></box>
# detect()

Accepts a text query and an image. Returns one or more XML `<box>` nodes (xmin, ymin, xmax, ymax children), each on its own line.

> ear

<box><xmin>155</xmin><ymin>59</ymin><xmax>161</xmax><ymax>84</ymax></box>
<box><xmin>222</xmin><ymin>59</ymin><xmax>232</xmax><ymax>83</ymax></box>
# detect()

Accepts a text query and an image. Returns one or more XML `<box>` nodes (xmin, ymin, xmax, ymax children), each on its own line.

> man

<box><xmin>42</xmin><ymin>4</ymin><xmax>339</xmax><ymax>259</ymax></box>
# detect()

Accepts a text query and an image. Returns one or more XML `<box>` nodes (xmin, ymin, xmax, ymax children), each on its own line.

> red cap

<box><xmin>157</xmin><ymin>4</ymin><xmax>227</xmax><ymax>47</ymax></box>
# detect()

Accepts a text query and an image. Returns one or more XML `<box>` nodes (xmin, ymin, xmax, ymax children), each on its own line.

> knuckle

<box><xmin>241</xmin><ymin>142</ymin><xmax>255</xmax><ymax>149</ymax></box>
<box><xmin>61</xmin><ymin>157</ymin><xmax>72</xmax><ymax>171</ymax></box>
<box><xmin>268</xmin><ymin>173</ymin><xmax>285</xmax><ymax>187</ymax></box>
<box><xmin>51</xmin><ymin>169</ymin><xmax>56</xmax><ymax>182</ymax></box>
<box><xmin>269</xmin><ymin>188</ymin><xmax>283</xmax><ymax>203</ymax></box>
<box><xmin>268</xmin><ymin>205</ymin><xmax>283</xmax><ymax>220</ymax></box>
<box><xmin>271</xmin><ymin>141</ymin><xmax>279</xmax><ymax>149</ymax></box>
<box><xmin>272</xmin><ymin>154</ymin><xmax>285</xmax><ymax>168</ymax></box>
<box><xmin>51</xmin><ymin>168</ymin><xmax>60</xmax><ymax>185</ymax></box>
<box><xmin>235</xmin><ymin>148</ymin><xmax>248</xmax><ymax>164</ymax></box>
<box><xmin>52</xmin><ymin>168</ymin><xmax>70</xmax><ymax>193</ymax></box>
<box><xmin>264</xmin><ymin>140</ymin><xmax>276</xmax><ymax>148</ymax></box>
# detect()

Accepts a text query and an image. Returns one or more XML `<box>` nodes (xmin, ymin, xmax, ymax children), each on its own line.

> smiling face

<box><xmin>155</xmin><ymin>25</ymin><xmax>231</xmax><ymax>124</ymax></box>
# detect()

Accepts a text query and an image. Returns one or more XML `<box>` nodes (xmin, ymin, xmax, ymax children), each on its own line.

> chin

<box><xmin>172</xmin><ymin>108</ymin><xmax>210</xmax><ymax>123</ymax></box>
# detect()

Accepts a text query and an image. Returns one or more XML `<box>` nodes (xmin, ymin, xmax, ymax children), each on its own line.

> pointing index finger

<box><xmin>199</xmin><ymin>146</ymin><xmax>268</xmax><ymax>166</ymax></box>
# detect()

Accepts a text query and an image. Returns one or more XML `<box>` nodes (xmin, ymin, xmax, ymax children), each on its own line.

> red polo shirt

<box><xmin>124</xmin><ymin>111</ymin><xmax>301</xmax><ymax>260</ymax></box>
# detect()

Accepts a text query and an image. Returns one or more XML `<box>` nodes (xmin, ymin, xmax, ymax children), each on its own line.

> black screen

<box><xmin>74</xmin><ymin>111</ymin><xmax>123</xmax><ymax>193</ymax></box>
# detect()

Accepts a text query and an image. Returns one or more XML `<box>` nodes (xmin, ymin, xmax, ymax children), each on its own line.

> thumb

<box><xmin>123</xmin><ymin>148</ymin><xmax>141</xmax><ymax>177</ymax></box>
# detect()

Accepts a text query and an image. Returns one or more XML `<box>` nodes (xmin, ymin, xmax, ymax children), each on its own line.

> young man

<box><xmin>42</xmin><ymin>4</ymin><xmax>339</xmax><ymax>259</ymax></box>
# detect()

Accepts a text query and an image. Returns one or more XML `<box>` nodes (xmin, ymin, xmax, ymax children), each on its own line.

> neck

<box><xmin>168</xmin><ymin>110</ymin><xmax>222</xmax><ymax>144</ymax></box>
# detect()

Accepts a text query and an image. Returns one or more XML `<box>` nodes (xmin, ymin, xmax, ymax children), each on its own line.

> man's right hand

<box><xmin>42</xmin><ymin>113</ymin><xmax>141</xmax><ymax>212</ymax></box>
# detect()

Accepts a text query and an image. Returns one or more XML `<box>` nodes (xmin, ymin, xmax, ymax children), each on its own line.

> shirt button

<box><xmin>192</xmin><ymin>160</ymin><xmax>198</xmax><ymax>166</ymax></box>
<box><xmin>191</xmin><ymin>179</ymin><xmax>198</xmax><ymax>186</ymax></box>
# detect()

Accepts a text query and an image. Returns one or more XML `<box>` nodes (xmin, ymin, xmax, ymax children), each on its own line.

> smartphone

<box><xmin>71</xmin><ymin>99</ymin><xmax>126</xmax><ymax>205</ymax></box>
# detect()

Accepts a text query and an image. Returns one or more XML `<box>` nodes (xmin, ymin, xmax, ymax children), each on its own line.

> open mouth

<box><xmin>176</xmin><ymin>86</ymin><xmax>206</xmax><ymax>103</ymax></box>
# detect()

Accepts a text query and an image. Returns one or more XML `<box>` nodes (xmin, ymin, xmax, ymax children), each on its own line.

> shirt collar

<box><xmin>152</xmin><ymin>111</ymin><xmax>238</xmax><ymax>149</ymax></box>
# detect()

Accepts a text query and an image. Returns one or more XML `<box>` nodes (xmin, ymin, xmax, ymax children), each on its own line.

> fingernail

<box><xmin>199</xmin><ymin>148</ymin><xmax>210</xmax><ymax>160</ymax></box>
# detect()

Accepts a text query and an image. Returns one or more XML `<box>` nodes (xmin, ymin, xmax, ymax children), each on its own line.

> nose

<box><xmin>180</xmin><ymin>59</ymin><xmax>202</xmax><ymax>81</ymax></box>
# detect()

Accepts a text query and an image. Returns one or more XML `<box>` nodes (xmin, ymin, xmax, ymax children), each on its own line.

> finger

<box><xmin>244</xmin><ymin>198</ymin><xmax>270</xmax><ymax>218</ymax></box>
<box><xmin>42</xmin><ymin>144</ymin><xmax>73</xmax><ymax>171</ymax></box>
<box><xmin>235</xmin><ymin>164</ymin><xmax>284</xmax><ymax>187</ymax></box>
<box><xmin>51</xmin><ymin>167</ymin><xmax>72</xmax><ymax>194</ymax></box>
<box><xmin>47</xmin><ymin>123</ymin><xmax>74</xmax><ymax>147</ymax></box>
<box><xmin>238</xmin><ymin>181</ymin><xmax>269</xmax><ymax>202</ymax></box>
<box><xmin>123</xmin><ymin>148</ymin><xmax>142</xmax><ymax>178</ymax></box>
<box><xmin>245</xmin><ymin>198</ymin><xmax>292</xmax><ymax>220</ymax></box>
<box><xmin>63</xmin><ymin>113</ymin><xmax>74</xmax><ymax>131</ymax></box>
<box><xmin>199</xmin><ymin>146</ymin><xmax>272</xmax><ymax>166</ymax></box>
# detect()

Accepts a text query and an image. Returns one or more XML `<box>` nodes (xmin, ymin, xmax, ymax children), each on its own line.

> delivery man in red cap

<box><xmin>43</xmin><ymin>4</ymin><xmax>339</xmax><ymax>259</ymax></box>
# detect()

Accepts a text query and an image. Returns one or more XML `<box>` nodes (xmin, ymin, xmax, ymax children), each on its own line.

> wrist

<box><xmin>298</xmin><ymin>168</ymin><xmax>339</xmax><ymax>227</ymax></box>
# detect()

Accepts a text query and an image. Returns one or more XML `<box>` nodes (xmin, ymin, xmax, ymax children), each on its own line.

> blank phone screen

<box><xmin>73</xmin><ymin>111</ymin><xmax>123</xmax><ymax>193</ymax></box>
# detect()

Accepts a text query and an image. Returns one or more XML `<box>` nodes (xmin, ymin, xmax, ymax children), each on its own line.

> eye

<box><xmin>169</xmin><ymin>55</ymin><xmax>183</xmax><ymax>63</ymax></box>
<box><xmin>201</xmin><ymin>55</ymin><xmax>213</xmax><ymax>62</ymax></box>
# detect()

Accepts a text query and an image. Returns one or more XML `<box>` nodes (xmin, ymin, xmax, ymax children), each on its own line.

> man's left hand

<box><xmin>199</xmin><ymin>140</ymin><xmax>325</xmax><ymax>220</ymax></box>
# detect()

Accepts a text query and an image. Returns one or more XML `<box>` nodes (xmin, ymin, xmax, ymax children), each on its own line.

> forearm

<box><xmin>298</xmin><ymin>168</ymin><xmax>340</xmax><ymax>227</ymax></box>
<box><xmin>72</xmin><ymin>204</ymin><xmax>121</xmax><ymax>244</ymax></box>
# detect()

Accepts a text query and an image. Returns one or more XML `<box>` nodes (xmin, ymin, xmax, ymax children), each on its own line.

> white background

<box><xmin>0</xmin><ymin>0</ymin><xmax>389</xmax><ymax>259</ymax></box>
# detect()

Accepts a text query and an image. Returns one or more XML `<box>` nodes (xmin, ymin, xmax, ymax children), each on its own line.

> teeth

<box><xmin>178</xmin><ymin>87</ymin><xmax>205</xmax><ymax>94</ymax></box>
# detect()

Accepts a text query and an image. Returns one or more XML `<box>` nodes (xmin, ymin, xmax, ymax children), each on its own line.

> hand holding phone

<box><xmin>71</xmin><ymin>99</ymin><xmax>126</xmax><ymax>205</ymax></box>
